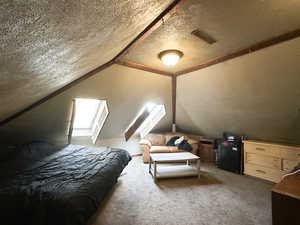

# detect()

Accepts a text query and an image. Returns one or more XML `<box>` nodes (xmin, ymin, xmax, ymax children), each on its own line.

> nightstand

<box><xmin>198</xmin><ymin>138</ymin><xmax>215</xmax><ymax>163</ymax></box>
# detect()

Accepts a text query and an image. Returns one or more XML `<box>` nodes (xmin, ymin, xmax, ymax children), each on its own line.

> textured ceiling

<box><xmin>122</xmin><ymin>0</ymin><xmax>300</xmax><ymax>73</ymax></box>
<box><xmin>2</xmin><ymin>0</ymin><xmax>300</xmax><ymax>123</ymax></box>
<box><xmin>0</xmin><ymin>0</ymin><xmax>173</xmax><ymax>121</ymax></box>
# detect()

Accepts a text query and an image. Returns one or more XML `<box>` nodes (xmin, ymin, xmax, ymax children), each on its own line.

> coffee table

<box><xmin>149</xmin><ymin>152</ymin><xmax>201</xmax><ymax>182</ymax></box>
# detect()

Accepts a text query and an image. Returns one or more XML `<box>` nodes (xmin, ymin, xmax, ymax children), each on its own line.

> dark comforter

<box><xmin>0</xmin><ymin>144</ymin><xmax>131</xmax><ymax>225</ymax></box>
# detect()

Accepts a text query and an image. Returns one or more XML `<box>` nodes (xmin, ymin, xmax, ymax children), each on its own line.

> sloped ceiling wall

<box><xmin>0</xmin><ymin>65</ymin><xmax>172</xmax><ymax>146</ymax></box>
<box><xmin>1</xmin><ymin>0</ymin><xmax>300</xmax><ymax>147</ymax></box>
<box><xmin>0</xmin><ymin>0</ymin><xmax>173</xmax><ymax>121</ymax></box>
<box><xmin>122</xmin><ymin>0</ymin><xmax>300</xmax><ymax>73</ymax></box>
<box><xmin>176</xmin><ymin>37</ymin><xmax>300</xmax><ymax>144</ymax></box>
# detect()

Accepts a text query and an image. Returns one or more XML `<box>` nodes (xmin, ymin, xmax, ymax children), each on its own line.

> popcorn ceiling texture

<box><xmin>123</xmin><ymin>0</ymin><xmax>300</xmax><ymax>72</ymax></box>
<box><xmin>1</xmin><ymin>0</ymin><xmax>300</xmax><ymax>145</ymax></box>
<box><xmin>0</xmin><ymin>0</ymin><xmax>172</xmax><ymax>121</ymax></box>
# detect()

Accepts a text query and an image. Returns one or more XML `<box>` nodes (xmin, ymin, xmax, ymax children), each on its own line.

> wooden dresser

<box><xmin>243</xmin><ymin>140</ymin><xmax>300</xmax><ymax>183</ymax></box>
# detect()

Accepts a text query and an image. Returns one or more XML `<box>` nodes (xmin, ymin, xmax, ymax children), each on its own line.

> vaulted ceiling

<box><xmin>0</xmin><ymin>0</ymin><xmax>173</xmax><ymax>121</ymax></box>
<box><xmin>122</xmin><ymin>0</ymin><xmax>300</xmax><ymax>73</ymax></box>
<box><xmin>1</xmin><ymin>0</ymin><xmax>300</xmax><ymax>124</ymax></box>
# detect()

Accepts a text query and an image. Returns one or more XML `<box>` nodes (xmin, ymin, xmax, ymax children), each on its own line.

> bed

<box><xmin>0</xmin><ymin>142</ymin><xmax>131</xmax><ymax>225</ymax></box>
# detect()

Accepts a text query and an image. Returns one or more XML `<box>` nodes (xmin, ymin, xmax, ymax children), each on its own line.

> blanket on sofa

<box><xmin>166</xmin><ymin>136</ymin><xmax>192</xmax><ymax>151</ymax></box>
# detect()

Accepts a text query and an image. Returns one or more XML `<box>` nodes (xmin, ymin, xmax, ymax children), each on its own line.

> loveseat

<box><xmin>140</xmin><ymin>132</ymin><xmax>199</xmax><ymax>163</ymax></box>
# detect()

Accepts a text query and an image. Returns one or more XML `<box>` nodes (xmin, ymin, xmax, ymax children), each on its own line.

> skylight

<box><xmin>124</xmin><ymin>103</ymin><xmax>166</xmax><ymax>140</ymax></box>
<box><xmin>137</xmin><ymin>104</ymin><xmax>166</xmax><ymax>138</ymax></box>
<box><xmin>73</xmin><ymin>99</ymin><xmax>101</xmax><ymax>130</ymax></box>
<box><xmin>71</xmin><ymin>98</ymin><xmax>109</xmax><ymax>144</ymax></box>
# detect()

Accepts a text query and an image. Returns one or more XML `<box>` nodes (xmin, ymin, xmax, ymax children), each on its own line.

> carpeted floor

<box><xmin>90</xmin><ymin>156</ymin><xmax>273</xmax><ymax>225</ymax></box>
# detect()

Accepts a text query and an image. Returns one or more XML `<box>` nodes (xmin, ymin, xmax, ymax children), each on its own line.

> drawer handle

<box><xmin>256</xmin><ymin>147</ymin><xmax>265</xmax><ymax>151</ymax></box>
<box><xmin>256</xmin><ymin>169</ymin><xmax>266</xmax><ymax>174</ymax></box>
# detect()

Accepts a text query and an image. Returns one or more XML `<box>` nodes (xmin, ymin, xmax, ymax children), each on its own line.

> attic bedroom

<box><xmin>0</xmin><ymin>1</ymin><xmax>299</xmax><ymax>225</ymax></box>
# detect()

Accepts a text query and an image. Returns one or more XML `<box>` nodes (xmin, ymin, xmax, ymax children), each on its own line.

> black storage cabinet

<box><xmin>215</xmin><ymin>133</ymin><xmax>242</xmax><ymax>174</ymax></box>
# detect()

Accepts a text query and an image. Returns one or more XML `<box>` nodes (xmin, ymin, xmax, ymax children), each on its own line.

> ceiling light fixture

<box><xmin>158</xmin><ymin>49</ymin><xmax>183</xmax><ymax>66</ymax></box>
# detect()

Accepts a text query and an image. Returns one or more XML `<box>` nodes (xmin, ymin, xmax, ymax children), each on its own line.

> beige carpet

<box><xmin>90</xmin><ymin>156</ymin><xmax>273</xmax><ymax>225</ymax></box>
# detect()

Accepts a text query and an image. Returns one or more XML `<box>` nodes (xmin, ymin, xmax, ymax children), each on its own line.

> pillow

<box><xmin>178</xmin><ymin>140</ymin><xmax>192</xmax><ymax>152</ymax></box>
<box><xmin>166</xmin><ymin>136</ymin><xmax>180</xmax><ymax>146</ymax></box>
<box><xmin>174</xmin><ymin>136</ymin><xmax>185</xmax><ymax>146</ymax></box>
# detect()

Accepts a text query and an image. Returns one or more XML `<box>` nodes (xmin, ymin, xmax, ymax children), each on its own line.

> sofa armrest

<box><xmin>139</xmin><ymin>139</ymin><xmax>152</xmax><ymax>148</ymax></box>
<box><xmin>187</xmin><ymin>138</ymin><xmax>199</xmax><ymax>155</ymax></box>
<box><xmin>190</xmin><ymin>143</ymin><xmax>199</xmax><ymax>155</ymax></box>
<box><xmin>139</xmin><ymin>139</ymin><xmax>153</xmax><ymax>163</ymax></box>
<box><xmin>140</xmin><ymin>144</ymin><xmax>151</xmax><ymax>163</ymax></box>
<box><xmin>187</xmin><ymin>138</ymin><xmax>198</xmax><ymax>145</ymax></box>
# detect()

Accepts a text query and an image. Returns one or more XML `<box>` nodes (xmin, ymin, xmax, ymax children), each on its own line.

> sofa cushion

<box><xmin>144</xmin><ymin>133</ymin><xmax>165</xmax><ymax>146</ymax></box>
<box><xmin>150</xmin><ymin>146</ymin><xmax>184</xmax><ymax>153</ymax></box>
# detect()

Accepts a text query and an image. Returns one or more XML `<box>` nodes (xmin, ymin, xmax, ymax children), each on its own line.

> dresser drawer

<box><xmin>283</xmin><ymin>159</ymin><xmax>299</xmax><ymax>172</ymax></box>
<box><xmin>244</xmin><ymin>163</ymin><xmax>284</xmax><ymax>183</ymax></box>
<box><xmin>277</xmin><ymin>147</ymin><xmax>300</xmax><ymax>161</ymax></box>
<box><xmin>244</xmin><ymin>143</ymin><xmax>280</xmax><ymax>157</ymax></box>
<box><xmin>245</xmin><ymin>152</ymin><xmax>281</xmax><ymax>170</ymax></box>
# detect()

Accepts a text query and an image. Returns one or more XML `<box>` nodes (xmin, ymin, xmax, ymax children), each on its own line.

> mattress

<box><xmin>0</xmin><ymin>143</ymin><xmax>131</xmax><ymax>225</ymax></box>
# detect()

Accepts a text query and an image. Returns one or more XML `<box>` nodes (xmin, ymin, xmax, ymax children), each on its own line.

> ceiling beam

<box><xmin>113</xmin><ymin>0</ymin><xmax>188</xmax><ymax>61</ymax></box>
<box><xmin>115</xmin><ymin>60</ymin><xmax>173</xmax><ymax>77</ymax></box>
<box><xmin>172</xmin><ymin>76</ymin><xmax>177</xmax><ymax>125</ymax></box>
<box><xmin>176</xmin><ymin>29</ymin><xmax>300</xmax><ymax>76</ymax></box>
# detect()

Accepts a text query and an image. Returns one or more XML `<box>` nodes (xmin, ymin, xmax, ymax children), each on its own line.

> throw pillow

<box><xmin>174</xmin><ymin>136</ymin><xmax>185</xmax><ymax>146</ymax></box>
<box><xmin>178</xmin><ymin>140</ymin><xmax>192</xmax><ymax>152</ymax></box>
<box><xmin>166</xmin><ymin>136</ymin><xmax>180</xmax><ymax>146</ymax></box>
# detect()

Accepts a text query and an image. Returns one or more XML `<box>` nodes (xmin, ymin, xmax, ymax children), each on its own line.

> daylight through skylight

<box><xmin>72</xmin><ymin>98</ymin><xmax>109</xmax><ymax>144</ymax></box>
<box><xmin>137</xmin><ymin>104</ymin><xmax>166</xmax><ymax>138</ymax></box>
<box><xmin>73</xmin><ymin>99</ymin><xmax>101</xmax><ymax>129</ymax></box>
<box><xmin>124</xmin><ymin>103</ymin><xmax>166</xmax><ymax>140</ymax></box>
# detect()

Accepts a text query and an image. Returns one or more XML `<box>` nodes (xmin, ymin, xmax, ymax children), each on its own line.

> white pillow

<box><xmin>174</xmin><ymin>136</ymin><xmax>185</xmax><ymax>146</ymax></box>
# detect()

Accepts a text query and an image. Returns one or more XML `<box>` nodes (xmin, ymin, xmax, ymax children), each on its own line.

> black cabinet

<box><xmin>216</xmin><ymin>133</ymin><xmax>242</xmax><ymax>174</ymax></box>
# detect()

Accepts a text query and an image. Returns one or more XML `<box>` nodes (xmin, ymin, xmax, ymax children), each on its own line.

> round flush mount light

<box><xmin>158</xmin><ymin>49</ymin><xmax>183</xmax><ymax>66</ymax></box>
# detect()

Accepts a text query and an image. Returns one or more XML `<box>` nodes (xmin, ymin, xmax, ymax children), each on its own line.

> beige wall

<box><xmin>177</xmin><ymin>37</ymin><xmax>300</xmax><ymax>145</ymax></box>
<box><xmin>0</xmin><ymin>65</ymin><xmax>172</xmax><ymax>146</ymax></box>
<box><xmin>2</xmin><ymin>38</ymin><xmax>299</xmax><ymax>148</ymax></box>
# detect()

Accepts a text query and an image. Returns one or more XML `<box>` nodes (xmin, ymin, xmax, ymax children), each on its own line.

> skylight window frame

<box><xmin>124</xmin><ymin>103</ymin><xmax>166</xmax><ymax>140</ymax></box>
<box><xmin>137</xmin><ymin>104</ymin><xmax>166</xmax><ymax>138</ymax></box>
<box><xmin>68</xmin><ymin>98</ymin><xmax>109</xmax><ymax>144</ymax></box>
